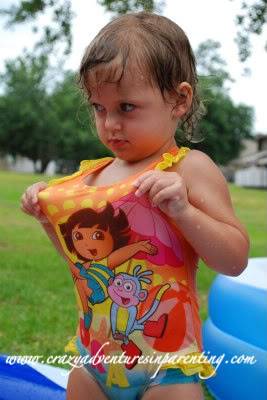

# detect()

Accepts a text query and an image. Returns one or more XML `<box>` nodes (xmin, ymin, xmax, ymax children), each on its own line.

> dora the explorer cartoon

<box><xmin>59</xmin><ymin>202</ymin><xmax>157</xmax><ymax>344</ymax></box>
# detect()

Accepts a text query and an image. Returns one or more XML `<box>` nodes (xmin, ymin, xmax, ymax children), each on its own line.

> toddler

<box><xmin>21</xmin><ymin>11</ymin><xmax>250</xmax><ymax>400</ymax></box>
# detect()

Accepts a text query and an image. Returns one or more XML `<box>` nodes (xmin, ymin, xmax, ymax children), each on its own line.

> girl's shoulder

<box><xmin>48</xmin><ymin>157</ymin><xmax>113</xmax><ymax>187</ymax></box>
<box><xmin>176</xmin><ymin>149</ymin><xmax>222</xmax><ymax>180</ymax></box>
<box><xmin>176</xmin><ymin>148</ymin><xmax>230</xmax><ymax>202</ymax></box>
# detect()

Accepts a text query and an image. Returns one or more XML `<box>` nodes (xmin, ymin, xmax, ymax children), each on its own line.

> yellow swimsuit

<box><xmin>37</xmin><ymin>145</ymin><xmax>214</xmax><ymax>396</ymax></box>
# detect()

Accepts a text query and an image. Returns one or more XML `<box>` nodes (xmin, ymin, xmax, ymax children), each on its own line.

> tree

<box><xmin>0</xmin><ymin>59</ymin><xmax>110</xmax><ymax>173</ymax></box>
<box><xmin>0</xmin><ymin>53</ymin><xmax>61</xmax><ymax>172</ymax></box>
<box><xmin>0</xmin><ymin>0</ymin><xmax>164</xmax><ymax>56</ymax></box>
<box><xmin>234</xmin><ymin>0</ymin><xmax>267</xmax><ymax>61</ymax></box>
<box><xmin>195</xmin><ymin>40</ymin><xmax>233</xmax><ymax>86</ymax></box>
<box><xmin>179</xmin><ymin>40</ymin><xmax>254</xmax><ymax>165</ymax></box>
<box><xmin>2</xmin><ymin>1</ymin><xmax>266</xmax><ymax>61</ymax></box>
<box><xmin>191</xmin><ymin>87</ymin><xmax>253</xmax><ymax>165</ymax></box>
<box><xmin>0</xmin><ymin>0</ymin><xmax>74</xmax><ymax>57</ymax></box>
<box><xmin>96</xmin><ymin>0</ymin><xmax>165</xmax><ymax>14</ymax></box>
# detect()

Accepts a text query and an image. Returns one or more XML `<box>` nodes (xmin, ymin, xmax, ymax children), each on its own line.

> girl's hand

<box><xmin>20</xmin><ymin>181</ymin><xmax>49</xmax><ymax>223</ymax></box>
<box><xmin>132</xmin><ymin>171</ymin><xmax>190</xmax><ymax>218</ymax></box>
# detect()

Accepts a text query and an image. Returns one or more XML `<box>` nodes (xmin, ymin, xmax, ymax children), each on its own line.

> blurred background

<box><xmin>0</xmin><ymin>1</ymin><xmax>266</xmax><ymax>399</ymax></box>
<box><xmin>0</xmin><ymin>0</ymin><xmax>267</xmax><ymax>176</ymax></box>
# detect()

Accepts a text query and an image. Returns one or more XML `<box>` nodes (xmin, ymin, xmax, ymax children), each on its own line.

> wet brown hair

<box><xmin>59</xmin><ymin>202</ymin><xmax>131</xmax><ymax>262</ymax></box>
<box><xmin>78</xmin><ymin>11</ymin><xmax>205</xmax><ymax>141</ymax></box>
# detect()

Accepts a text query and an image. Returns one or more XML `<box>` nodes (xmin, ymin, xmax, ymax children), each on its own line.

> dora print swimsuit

<box><xmin>38</xmin><ymin>146</ymin><xmax>214</xmax><ymax>399</ymax></box>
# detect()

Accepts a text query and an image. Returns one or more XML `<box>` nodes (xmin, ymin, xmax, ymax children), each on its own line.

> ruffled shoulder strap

<box><xmin>48</xmin><ymin>157</ymin><xmax>113</xmax><ymax>187</ymax></box>
<box><xmin>155</xmin><ymin>146</ymin><xmax>190</xmax><ymax>171</ymax></box>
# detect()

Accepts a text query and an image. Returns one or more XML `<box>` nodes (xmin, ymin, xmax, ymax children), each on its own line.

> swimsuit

<box><xmin>38</xmin><ymin>146</ymin><xmax>214</xmax><ymax>399</ymax></box>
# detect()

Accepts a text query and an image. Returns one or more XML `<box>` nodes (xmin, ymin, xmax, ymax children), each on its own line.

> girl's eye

<box><xmin>73</xmin><ymin>231</ymin><xmax>83</xmax><ymax>241</ymax></box>
<box><xmin>120</xmin><ymin>103</ymin><xmax>135</xmax><ymax>112</ymax></box>
<box><xmin>92</xmin><ymin>103</ymin><xmax>105</xmax><ymax>113</ymax></box>
<box><xmin>91</xmin><ymin>103</ymin><xmax>135</xmax><ymax>113</ymax></box>
<box><xmin>92</xmin><ymin>230</ymin><xmax>104</xmax><ymax>240</ymax></box>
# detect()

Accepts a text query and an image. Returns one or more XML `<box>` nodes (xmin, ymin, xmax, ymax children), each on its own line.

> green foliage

<box><xmin>0</xmin><ymin>53</ymin><xmax>59</xmax><ymax>172</ymax></box>
<box><xmin>0</xmin><ymin>0</ymin><xmax>74</xmax><ymax>56</ymax></box>
<box><xmin>235</xmin><ymin>0</ymin><xmax>267</xmax><ymax>61</ymax></box>
<box><xmin>195</xmin><ymin>88</ymin><xmax>253</xmax><ymax>165</ymax></box>
<box><xmin>176</xmin><ymin>40</ymin><xmax>254</xmax><ymax>165</ymax></box>
<box><xmin>195</xmin><ymin>40</ymin><xmax>233</xmax><ymax>85</ymax></box>
<box><xmin>0</xmin><ymin>55</ymin><xmax>110</xmax><ymax>173</ymax></box>
<box><xmin>97</xmin><ymin>0</ymin><xmax>165</xmax><ymax>14</ymax></box>
<box><xmin>0</xmin><ymin>0</ymin><xmax>165</xmax><ymax>56</ymax></box>
<box><xmin>1</xmin><ymin>0</ymin><xmax>266</xmax><ymax>62</ymax></box>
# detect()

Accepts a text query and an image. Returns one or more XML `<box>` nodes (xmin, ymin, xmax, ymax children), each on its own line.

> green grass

<box><xmin>0</xmin><ymin>171</ymin><xmax>265</xmax><ymax>398</ymax></box>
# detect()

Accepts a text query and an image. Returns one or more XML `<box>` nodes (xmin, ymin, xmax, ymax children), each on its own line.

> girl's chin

<box><xmin>105</xmin><ymin>143</ymin><xmax>149</xmax><ymax>162</ymax></box>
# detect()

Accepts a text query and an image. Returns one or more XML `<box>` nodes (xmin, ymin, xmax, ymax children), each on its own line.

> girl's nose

<box><xmin>104</xmin><ymin>112</ymin><xmax>122</xmax><ymax>131</ymax></box>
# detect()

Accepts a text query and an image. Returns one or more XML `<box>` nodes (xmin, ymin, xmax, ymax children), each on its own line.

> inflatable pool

<box><xmin>203</xmin><ymin>257</ymin><xmax>267</xmax><ymax>400</ymax></box>
<box><xmin>0</xmin><ymin>354</ymin><xmax>67</xmax><ymax>400</ymax></box>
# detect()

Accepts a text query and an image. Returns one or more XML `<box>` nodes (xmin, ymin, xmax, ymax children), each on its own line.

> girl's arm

<box><xmin>175</xmin><ymin>150</ymin><xmax>250</xmax><ymax>276</ymax></box>
<box><xmin>21</xmin><ymin>181</ymin><xmax>78</xmax><ymax>275</ymax></box>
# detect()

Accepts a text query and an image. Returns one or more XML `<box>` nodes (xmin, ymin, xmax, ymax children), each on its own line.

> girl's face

<box><xmin>88</xmin><ymin>68</ymin><xmax>179</xmax><ymax>162</ymax></box>
<box><xmin>72</xmin><ymin>224</ymin><xmax>114</xmax><ymax>261</ymax></box>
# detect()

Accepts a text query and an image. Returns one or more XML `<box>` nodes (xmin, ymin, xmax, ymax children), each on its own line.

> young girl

<box><xmin>20</xmin><ymin>11</ymin><xmax>250</xmax><ymax>400</ymax></box>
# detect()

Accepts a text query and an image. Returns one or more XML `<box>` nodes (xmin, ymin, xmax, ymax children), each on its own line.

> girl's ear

<box><xmin>172</xmin><ymin>82</ymin><xmax>193</xmax><ymax>119</ymax></box>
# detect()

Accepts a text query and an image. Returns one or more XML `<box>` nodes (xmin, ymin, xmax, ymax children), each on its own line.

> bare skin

<box><xmin>66</xmin><ymin>367</ymin><xmax>107</xmax><ymax>400</ymax></box>
<box><xmin>66</xmin><ymin>366</ymin><xmax>204</xmax><ymax>400</ymax></box>
<box><xmin>142</xmin><ymin>381</ymin><xmax>204</xmax><ymax>400</ymax></box>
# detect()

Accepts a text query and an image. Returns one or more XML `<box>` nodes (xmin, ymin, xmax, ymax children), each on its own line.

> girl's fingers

<box><xmin>148</xmin><ymin>177</ymin><xmax>179</xmax><ymax>199</ymax></box>
<box><xmin>21</xmin><ymin>182</ymin><xmax>48</xmax><ymax>218</ymax></box>
<box><xmin>21</xmin><ymin>202</ymin><xmax>48</xmax><ymax>223</ymax></box>
<box><xmin>22</xmin><ymin>182</ymin><xmax>48</xmax><ymax>208</ymax></box>
<box><xmin>28</xmin><ymin>184</ymin><xmax>46</xmax><ymax>204</ymax></box>
<box><xmin>134</xmin><ymin>171</ymin><xmax>181</xmax><ymax>198</ymax></box>
<box><xmin>20</xmin><ymin>194</ymin><xmax>32</xmax><ymax>212</ymax></box>
<box><xmin>132</xmin><ymin>171</ymin><xmax>155</xmax><ymax>187</ymax></box>
<box><xmin>134</xmin><ymin>175</ymin><xmax>158</xmax><ymax>197</ymax></box>
<box><xmin>21</xmin><ymin>202</ymin><xmax>38</xmax><ymax>217</ymax></box>
<box><xmin>32</xmin><ymin>194</ymin><xmax>38</xmax><ymax>204</ymax></box>
<box><xmin>21</xmin><ymin>193</ymin><xmax>37</xmax><ymax>213</ymax></box>
<box><xmin>151</xmin><ymin>184</ymin><xmax>180</xmax><ymax>206</ymax></box>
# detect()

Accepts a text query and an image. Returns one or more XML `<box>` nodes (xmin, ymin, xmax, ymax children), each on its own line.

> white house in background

<box><xmin>0</xmin><ymin>154</ymin><xmax>56</xmax><ymax>175</ymax></box>
<box><xmin>229</xmin><ymin>134</ymin><xmax>267</xmax><ymax>188</ymax></box>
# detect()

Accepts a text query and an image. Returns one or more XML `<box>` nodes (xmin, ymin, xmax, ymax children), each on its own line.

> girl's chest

<box><xmin>83</xmin><ymin>165</ymin><xmax>137</xmax><ymax>187</ymax></box>
<box><xmin>82</xmin><ymin>160</ymin><xmax>182</xmax><ymax>188</ymax></box>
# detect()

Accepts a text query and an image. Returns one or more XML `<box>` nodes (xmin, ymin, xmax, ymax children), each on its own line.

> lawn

<box><xmin>0</xmin><ymin>170</ymin><xmax>265</xmax><ymax>399</ymax></box>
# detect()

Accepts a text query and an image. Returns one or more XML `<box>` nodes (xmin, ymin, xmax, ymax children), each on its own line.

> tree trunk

<box><xmin>40</xmin><ymin>159</ymin><xmax>50</xmax><ymax>174</ymax></box>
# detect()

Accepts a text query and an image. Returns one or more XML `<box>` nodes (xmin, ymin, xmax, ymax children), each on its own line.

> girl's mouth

<box><xmin>109</xmin><ymin>139</ymin><xmax>128</xmax><ymax>149</ymax></box>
